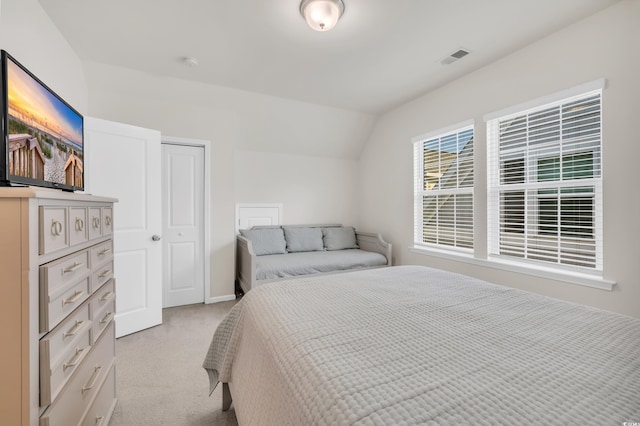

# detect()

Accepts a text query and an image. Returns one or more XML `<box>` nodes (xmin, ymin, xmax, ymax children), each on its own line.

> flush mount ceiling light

<box><xmin>300</xmin><ymin>0</ymin><xmax>345</xmax><ymax>32</ymax></box>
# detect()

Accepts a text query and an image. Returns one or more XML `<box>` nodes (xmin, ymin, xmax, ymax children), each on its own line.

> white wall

<box><xmin>234</xmin><ymin>150</ymin><xmax>359</xmax><ymax>226</ymax></box>
<box><xmin>84</xmin><ymin>63</ymin><xmax>372</xmax><ymax>297</ymax></box>
<box><xmin>0</xmin><ymin>0</ymin><xmax>88</xmax><ymax>113</ymax></box>
<box><xmin>5</xmin><ymin>0</ymin><xmax>637</xmax><ymax>316</ymax></box>
<box><xmin>0</xmin><ymin>0</ymin><xmax>371</xmax><ymax>300</ymax></box>
<box><xmin>359</xmin><ymin>0</ymin><xmax>640</xmax><ymax>318</ymax></box>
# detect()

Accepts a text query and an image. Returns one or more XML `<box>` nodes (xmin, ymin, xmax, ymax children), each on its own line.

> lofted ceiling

<box><xmin>40</xmin><ymin>0</ymin><xmax>619</xmax><ymax>115</ymax></box>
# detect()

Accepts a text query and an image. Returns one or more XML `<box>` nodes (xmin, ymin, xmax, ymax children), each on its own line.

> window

<box><xmin>487</xmin><ymin>88</ymin><xmax>602</xmax><ymax>271</ymax></box>
<box><xmin>413</xmin><ymin>122</ymin><xmax>474</xmax><ymax>251</ymax></box>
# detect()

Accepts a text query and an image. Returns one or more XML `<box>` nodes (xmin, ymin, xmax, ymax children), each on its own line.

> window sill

<box><xmin>409</xmin><ymin>246</ymin><xmax>616</xmax><ymax>291</ymax></box>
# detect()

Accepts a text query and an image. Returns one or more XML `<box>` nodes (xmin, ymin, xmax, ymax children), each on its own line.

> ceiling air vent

<box><xmin>441</xmin><ymin>48</ymin><xmax>470</xmax><ymax>65</ymax></box>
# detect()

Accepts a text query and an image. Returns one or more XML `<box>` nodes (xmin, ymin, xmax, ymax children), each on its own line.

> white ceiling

<box><xmin>40</xmin><ymin>0</ymin><xmax>619</xmax><ymax>115</ymax></box>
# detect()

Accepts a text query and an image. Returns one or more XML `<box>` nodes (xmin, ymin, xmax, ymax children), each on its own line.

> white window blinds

<box><xmin>413</xmin><ymin>123</ymin><xmax>474</xmax><ymax>251</ymax></box>
<box><xmin>487</xmin><ymin>88</ymin><xmax>603</xmax><ymax>271</ymax></box>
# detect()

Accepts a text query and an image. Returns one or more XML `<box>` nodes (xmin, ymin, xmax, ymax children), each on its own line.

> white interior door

<box><xmin>236</xmin><ymin>204</ymin><xmax>282</xmax><ymax>231</ymax></box>
<box><xmin>85</xmin><ymin>117</ymin><xmax>163</xmax><ymax>338</ymax></box>
<box><xmin>162</xmin><ymin>143</ymin><xmax>204</xmax><ymax>308</ymax></box>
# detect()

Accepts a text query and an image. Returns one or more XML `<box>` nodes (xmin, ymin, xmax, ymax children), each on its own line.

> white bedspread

<box><xmin>203</xmin><ymin>265</ymin><xmax>640</xmax><ymax>425</ymax></box>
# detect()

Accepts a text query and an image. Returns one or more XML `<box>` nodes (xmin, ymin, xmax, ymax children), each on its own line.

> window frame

<box><xmin>486</xmin><ymin>81</ymin><xmax>604</xmax><ymax>275</ymax></box>
<box><xmin>410</xmin><ymin>80</ymin><xmax>612</xmax><ymax>290</ymax></box>
<box><xmin>412</xmin><ymin>120</ymin><xmax>475</xmax><ymax>253</ymax></box>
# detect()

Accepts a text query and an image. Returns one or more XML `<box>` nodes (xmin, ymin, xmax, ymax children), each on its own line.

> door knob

<box><xmin>152</xmin><ymin>235</ymin><xmax>162</xmax><ymax>241</ymax></box>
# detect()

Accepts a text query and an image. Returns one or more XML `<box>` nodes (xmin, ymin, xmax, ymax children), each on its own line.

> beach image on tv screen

<box><xmin>6</xmin><ymin>58</ymin><xmax>83</xmax><ymax>187</ymax></box>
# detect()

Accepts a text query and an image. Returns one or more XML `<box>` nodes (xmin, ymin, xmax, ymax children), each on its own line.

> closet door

<box><xmin>162</xmin><ymin>143</ymin><xmax>205</xmax><ymax>308</ymax></box>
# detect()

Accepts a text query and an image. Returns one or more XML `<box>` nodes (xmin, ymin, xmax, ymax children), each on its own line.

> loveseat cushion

<box><xmin>322</xmin><ymin>226</ymin><xmax>359</xmax><ymax>251</ymax></box>
<box><xmin>239</xmin><ymin>228</ymin><xmax>287</xmax><ymax>256</ymax></box>
<box><xmin>283</xmin><ymin>227</ymin><xmax>324</xmax><ymax>253</ymax></box>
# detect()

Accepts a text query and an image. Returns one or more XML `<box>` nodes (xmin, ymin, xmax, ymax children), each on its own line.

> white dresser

<box><xmin>0</xmin><ymin>187</ymin><xmax>117</xmax><ymax>426</ymax></box>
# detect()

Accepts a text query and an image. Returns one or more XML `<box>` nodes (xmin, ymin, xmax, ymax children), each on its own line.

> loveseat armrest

<box><xmin>356</xmin><ymin>232</ymin><xmax>392</xmax><ymax>266</ymax></box>
<box><xmin>237</xmin><ymin>235</ymin><xmax>257</xmax><ymax>293</ymax></box>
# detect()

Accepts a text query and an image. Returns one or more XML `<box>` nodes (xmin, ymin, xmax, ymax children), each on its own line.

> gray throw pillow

<box><xmin>322</xmin><ymin>227</ymin><xmax>359</xmax><ymax>251</ymax></box>
<box><xmin>239</xmin><ymin>228</ymin><xmax>287</xmax><ymax>256</ymax></box>
<box><xmin>283</xmin><ymin>227</ymin><xmax>324</xmax><ymax>253</ymax></box>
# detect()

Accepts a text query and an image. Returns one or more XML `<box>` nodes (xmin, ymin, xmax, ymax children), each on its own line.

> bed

<box><xmin>203</xmin><ymin>265</ymin><xmax>640</xmax><ymax>425</ymax></box>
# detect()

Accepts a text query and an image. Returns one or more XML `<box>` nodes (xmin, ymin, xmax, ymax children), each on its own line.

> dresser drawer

<box><xmin>40</xmin><ymin>323</ymin><xmax>116</xmax><ymax>426</ymax></box>
<box><xmin>102</xmin><ymin>207</ymin><xmax>114</xmax><ymax>236</ymax></box>
<box><xmin>90</xmin><ymin>240</ymin><xmax>113</xmax><ymax>268</ymax></box>
<box><xmin>40</xmin><ymin>251</ymin><xmax>91</xmax><ymax>332</ymax></box>
<box><xmin>92</xmin><ymin>301</ymin><xmax>115</xmax><ymax>344</ymax></box>
<box><xmin>80</xmin><ymin>363</ymin><xmax>116</xmax><ymax>426</ymax></box>
<box><xmin>91</xmin><ymin>281</ymin><xmax>116</xmax><ymax>343</ymax></box>
<box><xmin>41</xmin><ymin>250</ymin><xmax>91</xmax><ymax>297</ymax></box>
<box><xmin>69</xmin><ymin>207</ymin><xmax>89</xmax><ymax>247</ymax></box>
<box><xmin>39</xmin><ymin>304</ymin><xmax>92</xmax><ymax>406</ymax></box>
<box><xmin>41</xmin><ymin>276</ymin><xmax>91</xmax><ymax>333</ymax></box>
<box><xmin>91</xmin><ymin>261</ymin><xmax>114</xmax><ymax>293</ymax></box>
<box><xmin>91</xmin><ymin>280</ymin><xmax>115</xmax><ymax>314</ymax></box>
<box><xmin>88</xmin><ymin>207</ymin><xmax>102</xmax><ymax>240</ymax></box>
<box><xmin>40</xmin><ymin>207</ymin><xmax>69</xmax><ymax>255</ymax></box>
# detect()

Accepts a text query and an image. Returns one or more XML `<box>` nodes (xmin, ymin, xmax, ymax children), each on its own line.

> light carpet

<box><xmin>108</xmin><ymin>301</ymin><xmax>239</xmax><ymax>426</ymax></box>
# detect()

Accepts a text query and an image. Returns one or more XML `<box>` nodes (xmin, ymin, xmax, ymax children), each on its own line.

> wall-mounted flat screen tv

<box><xmin>0</xmin><ymin>50</ymin><xmax>84</xmax><ymax>191</ymax></box>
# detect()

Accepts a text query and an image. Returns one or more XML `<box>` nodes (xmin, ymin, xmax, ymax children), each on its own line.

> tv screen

<box><xmin>1</xmin><ymin>50</ymin><xmax>84</xmax><ymax>191</ymax></box>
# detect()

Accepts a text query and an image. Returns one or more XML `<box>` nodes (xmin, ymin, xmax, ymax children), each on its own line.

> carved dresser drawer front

<box><xmin>80</xmin><ymin>363</ymin><xmax>116</xmax><ymax>426</ymax></box>
<box><xmin>90</xmin><ymin>240</ymin><xmax>113</xmax><ymax>268</ymax></box>
<box><xmin>39</xmin><ymin>304</ymin><xmax>92</xmax><ymax>406</ymax></box>
<box><xmin>91</xmin><ymin>280</ymin><xmax>116</xmax><ymax>343</ymax></box>
<box><xmin>39</xmin><ymin>323</ymin><xmax>115</xmax><ymax>426</ymax></box>
<box><xmin>39</xmin><ymin>207</ymin><xmax>69</xmax><ymax>255</ymax></box>
<box><xmin>88</xmin><ymin>207</ymin><xmax>103</xmax><ymax>240</ymax></box>
<box><xmin>91</xmin><ymin>261</ymin><xmax>114</xmax><ymax>293</ymax></box>
<box><xmin>40</xmin><ymin>250</ymin><xmax>91</xmax><ymax>332</ymax></box>
<box><xmin>41</xmin><ymin>276</ymin><xmax>91</xmax><ymax>333</ymax></box>
<box><xmin>40</xmin><ymin>304</ymin><xmax>91</xmax><ymax>365</ymax></box>
<box><xmin>68</xmin><ymin>207</ymin><xmax>89</xmax><ymax>247</ymax></box>
<box><xmin>41</xmin><ymin>250</ymin><xmax>91</xmax><ymax>297</ymax></box>
<box><xmin>101</xmin><ymin>207</ymin><xmax>114</xmax><ymax>237</ymax></box>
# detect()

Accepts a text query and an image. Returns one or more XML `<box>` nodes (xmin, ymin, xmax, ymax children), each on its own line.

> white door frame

<box><xmin>161</xmin><ymin>136</ymin><xmax>213</xmax><ymax>304</ymax></box>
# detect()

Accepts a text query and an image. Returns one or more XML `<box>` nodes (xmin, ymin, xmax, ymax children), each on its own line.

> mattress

<box><xmin>203</xmin><ymin>265</ymin><xmax>640</xmax><ymax>425</ymax></box>
<box><xmin>254</xmin><ymin>249</ymin><xmax>388</xmax><ymax>280</ymax></box>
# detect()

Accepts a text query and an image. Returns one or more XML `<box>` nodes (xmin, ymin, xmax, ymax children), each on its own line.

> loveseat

<box><xmin>236</xmin><ymin>224</ymin><xmax>392</xmax><ymax>293</ymax></box>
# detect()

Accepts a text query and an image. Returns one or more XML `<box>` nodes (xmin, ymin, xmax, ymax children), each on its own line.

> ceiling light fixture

<box><xmin>300</xmin><ymin>0</ymin><xmax>345</xmax><ymax>32</ymax></box>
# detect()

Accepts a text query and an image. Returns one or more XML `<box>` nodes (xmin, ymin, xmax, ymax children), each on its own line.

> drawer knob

<box><xmin>63</xmin><ymin>347</ymin><xmax>85</xmax><ymax>371</ymax></box>
<box><xmin>98</xmin><ymin>269</ymin><xmax>111</xmax><ymax>278</ymax></box>
<box><xmin>51</xmin><ymin>220</ymin><xmax>63</xmax><ymax>236</ymax></box>
<box><xmin>98</xmin><ymin>248</ymin><xmax>112</xmax><ymax>256</ymax></box>
<box><xmin>105</xmin><ymin>216</ymin><xmax>112</xmax><ymax>226</ymax></box>
<box><xmin>95</xmin><ymin>416</ymin><xmax>105</xmax><ymax>426</ymax></box>
<box><xmin>82</xmin><ymin>365</ymin><xmax>103</xmax><ymax>394</ymax></box>
<box><xmin>93</xmin><ymin>217</ymin><xmax>101</xmax><ymax>229</ymax></box>
<box><xmin>75</xmin><ymin>218</ymin><xmax>85</xmax><ymax>231</ymax></box>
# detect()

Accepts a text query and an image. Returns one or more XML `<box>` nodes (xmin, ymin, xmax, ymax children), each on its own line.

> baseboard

<box><xmin>206</xmin><ymin>294</ymin><xmax>236</xmax><ymax>304</ymax></box>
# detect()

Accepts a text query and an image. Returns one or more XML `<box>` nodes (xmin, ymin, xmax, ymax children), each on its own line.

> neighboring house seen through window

<box><xmin>413</xmin><ymin>122</ymin><xmax>474</xmax><ymax>251</ymax></box>
<box><xmin>487</xmin><ymin>88</ymin><xmax>603</xmax><ymax>271</ymax></box>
